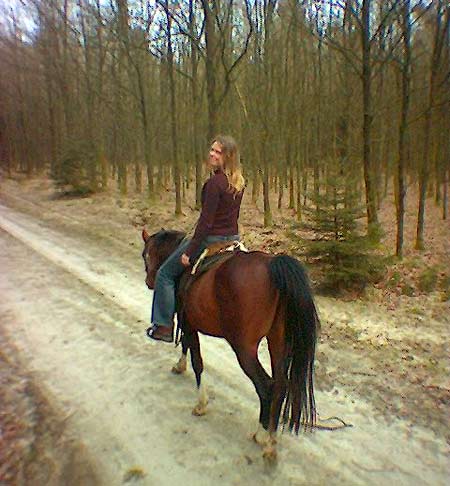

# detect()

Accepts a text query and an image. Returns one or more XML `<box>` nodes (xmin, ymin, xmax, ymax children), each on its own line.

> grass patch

<box><xmin>408</xmin><ymin>306</ymin><xmax>425</xmax><ymax>316</ymax></box>
<box><xmin>387</xmin><ymin>271</ymin><xmax>402</xmax><ymax>288</ymax></box>
<box><xmin>403</xmin><ymin>256</ymin><xmax>422</xmax><ymax>270</ymax></box>
<box><xmin>123</xmin><ymin>467</ymin><xmax>146</xmax><ymax>482</ymax></box>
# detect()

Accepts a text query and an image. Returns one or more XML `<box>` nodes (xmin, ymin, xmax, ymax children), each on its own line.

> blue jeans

<box><xmin>151</xmin><ymin>234</ymin><xmax>240</xmax><ymax>328</ymax></box>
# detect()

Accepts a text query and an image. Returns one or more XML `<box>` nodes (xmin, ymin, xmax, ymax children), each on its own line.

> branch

<box><xmin>372</xmin><ymin>0</ymin><xmax>447</xmax><ymax>79</ymax></box>
<box><xmin>316</xmin><ymin>30</ymin><xmax>361</xmax><ymax>75</ymax></box>
<box><xmin>369</xmin><ymin>0</ymin><xmax>402</xmax><ymax>46</ymax></box>
<box><xmin>217</xmin><ymin>0</ymin><xmax>254</xmax><ymax>107</ymax></box>
<box><xmin>332</xmin><ymin>0</ymin><xmax>363</xmax><ymax>29</ymax></box>
<box><xmin>406</xmin><ymin>98</ymin><xmax>450</xmax><ymax>128</ymax></box>
<box><xmin>154</xmin><ymin>0</ymin><xmax>206</xmax><ymax>61</ymax></box>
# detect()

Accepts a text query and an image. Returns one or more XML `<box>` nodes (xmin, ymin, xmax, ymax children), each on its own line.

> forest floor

<box><xmin>0</xmin><ymin>172</ymin><xmax>449</xmax><ymax>486</ymax></box>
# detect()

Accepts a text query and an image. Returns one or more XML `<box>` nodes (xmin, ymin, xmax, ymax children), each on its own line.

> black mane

<box><xmin>151</xmin><ymin>229</ymin><xmax>186</xmax><ymax>248</ymax></box>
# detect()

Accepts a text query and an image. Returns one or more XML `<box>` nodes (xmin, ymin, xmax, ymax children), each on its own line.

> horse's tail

<box><xmin>269</xmin><ymin>255</ymin><xmax>319</xmax><ymax>433</ymax></box>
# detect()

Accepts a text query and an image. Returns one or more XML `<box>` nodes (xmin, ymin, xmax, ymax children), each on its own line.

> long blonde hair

<box><xmin>212</xmin><ymin>135</ymin><xmax>245</xmax><ymax>193</ymax></box>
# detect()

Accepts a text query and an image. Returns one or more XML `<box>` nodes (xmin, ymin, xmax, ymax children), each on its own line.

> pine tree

<box><xmin>303</xmin><ymin>162</ymin><xmax>383</xmax><ymax>292</ymax></box>
<box><xmin>54</xmin><ymin>138</ymin><xmax>97</xmax><ymax>196</ymax></box>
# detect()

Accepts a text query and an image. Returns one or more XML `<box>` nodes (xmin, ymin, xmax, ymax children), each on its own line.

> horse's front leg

<box><xmin>171</xmin><ymin>338</ymin><xmax>188</xmax><ymax>374</ymax></box>
<box><xmin>189</xmin><ymin>331</ymin><xmax>208</xmax><ymax>416</ymax></box>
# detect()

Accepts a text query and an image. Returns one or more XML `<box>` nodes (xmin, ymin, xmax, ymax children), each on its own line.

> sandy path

<box><xmin>0</xmin><ymin>198</ymin><xmax>448</xmax><ymax>486</ymax></box>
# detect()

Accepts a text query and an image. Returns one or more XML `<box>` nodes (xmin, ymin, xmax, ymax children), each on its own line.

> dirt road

<box><xmin>0</xmin><ymin>185</ymin><xmax>448</xmax><ymax>486</ymax></box>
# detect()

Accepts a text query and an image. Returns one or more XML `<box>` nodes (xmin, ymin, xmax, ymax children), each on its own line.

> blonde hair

<box><xmin>212</xmin><ymin>135</ymin><xmax>245</xmax><ymax>193</ymax></box>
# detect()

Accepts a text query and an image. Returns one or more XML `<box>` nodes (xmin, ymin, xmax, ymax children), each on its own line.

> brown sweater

<box><xmin>185</xmin><ymin>169</ymin><xmax>244</xmax><ymax>258</ymax></box>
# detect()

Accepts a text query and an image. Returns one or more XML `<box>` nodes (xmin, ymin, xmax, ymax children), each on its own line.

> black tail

<box><xmin>269</xmin><ymin>255</ymin><xmax>319</xmax><ymax>433</ymax></box>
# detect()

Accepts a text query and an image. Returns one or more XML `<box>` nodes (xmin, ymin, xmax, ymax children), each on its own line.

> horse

<box><xmin>141</xmin><ymin>228</ymin><xmax>320</xmax><ymax>463</ymax></box>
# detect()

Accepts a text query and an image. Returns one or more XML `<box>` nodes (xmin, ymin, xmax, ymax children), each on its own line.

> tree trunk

<box><xmin>263</xmin><ymin>163</ymin><xmax>272</xmax><ymax>226</ymax></box>
<box><xmin>190</xmin><ymin>0</ymin><xmax>202</xmax><ymax>209</ymax></box>
<box><xmin>396</xmin><ymin>0</ymin><xmax>411</xmax><ymax>259</ymax></box>
<box><xmin>443</xmin><ymin>166</ymin><xmax>448</xmax><ymax>220</ymax></box>
<box><xmin>261</xmin><ymin>0</ymin><xmax>276</xmax><ymax>227</ymax></box>
<box><xmin>165</xmin><ymin>1</ymin><xmax>182</xmax><ymax>215</ymax></box>
<box><xmin>202</xmin><ymin>0</ymin><xmax>218</xmax><ymax>140</ymax></box>
<box><xmin>116</xmin><ymin>0</ymin><xmax>129</xmax><ymax>196</ymax></box>
<box><xmin>277</xmin><ymin>171</ymin><xmax>284</xmax><ymax>209</ymax></box>
<box><xmin>362</xmin><ymin>0</ymin><xmax>379</xmax><ymax>236</ymax></box>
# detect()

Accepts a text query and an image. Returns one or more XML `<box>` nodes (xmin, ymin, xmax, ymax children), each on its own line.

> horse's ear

<box><xmin>142</xmin><ymin>228</ymin><xmax>150</xmax><ymax>242</ymax></box>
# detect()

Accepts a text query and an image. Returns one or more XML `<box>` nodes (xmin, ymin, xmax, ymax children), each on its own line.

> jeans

<box><xmin>151</xmin><ymin>234</ymin><xmax>240</xmax><ymax>328</ymax></box>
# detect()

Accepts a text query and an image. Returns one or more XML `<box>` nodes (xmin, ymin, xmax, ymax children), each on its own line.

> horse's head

<box><xmin>141</xmin><ymin>228</ymin><xmax>186</xmax><ymax>289</ymax></box>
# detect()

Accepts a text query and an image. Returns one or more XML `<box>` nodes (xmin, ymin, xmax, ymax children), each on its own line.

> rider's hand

<box><xmin>181</xmin><ymin>253</ymin><xmax>191</xmax><ymax>266</ymax></box>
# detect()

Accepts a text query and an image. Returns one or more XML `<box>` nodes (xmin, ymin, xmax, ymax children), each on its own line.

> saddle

<box><xmin>174</xmin><ymin>240</ymin><xmax>248</xmax><ymax>344</ymax></box>
<box><xmin>191</xmin><ymin>240</ymin><xmax>248</xmax><ymax>275</ymax></box>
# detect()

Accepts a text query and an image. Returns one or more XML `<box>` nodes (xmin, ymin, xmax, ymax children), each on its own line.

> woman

<box><xmin>147</xmin><ymin>135</ymin><xmax>245</xmax><ymax>343</ymax></box>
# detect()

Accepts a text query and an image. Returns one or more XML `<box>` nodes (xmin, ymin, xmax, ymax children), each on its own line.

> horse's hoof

<box><xmin>192</xmin><ymin>405</ymin><xmax>207</xmax><ymax>416</ymax></box>
<box><xmin>252</xmin><ymin>430</ymin><xmax>268</xmax><ymax>446</ymax></box>
<box><xmin>252</xmin><ymin>427</ymin><xmax>277</xmax><ymax>446</ymax></box>
<box><xmin>171</xmin><ymin>365</ymin><xmax>186</xmax><ymax>375</ymax></box>
<box><xmin>262</xmin><ymin>446</ymin><xmax>278</xmax><ymax>466</ymax></box>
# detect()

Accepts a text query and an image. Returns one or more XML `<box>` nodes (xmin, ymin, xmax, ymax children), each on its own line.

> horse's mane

<box><xmin>151</xmin><ymin>229</ymin><xmax>186</xmax><ymax>248</ymax></box>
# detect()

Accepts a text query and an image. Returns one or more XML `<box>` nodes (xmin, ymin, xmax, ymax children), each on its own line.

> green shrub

<box><xmin>418</xmin><ymin>267</ymin><xmax>439</xmax><ymax>293</ymax></box>
<box><xmin>439</xmin><ymin>274</ymin><xmax>450</xmax><ymax>292</ymax></box>
<box><xmin>439</xmin><ymin>274</ymin><xmax>450</xmax><ymax>301</ymax></box>
<box><xmin>53</xmin><ymin>138</ymin><xmax>98</xmax><ymax>196</ymax></box>
<box><xmin>401</xmin><ymin>283</ymin><xmax>415</xmax><ymax>297</ymax></box>
<box><xmin>367</xmin><ymin>222</ymin><xmax>384</xmax><ymax>244</ymax></box>
<box><xmin>404</xmin><ymin>257</ymin><xmax>421</xmax><ymax>270</ymax></box>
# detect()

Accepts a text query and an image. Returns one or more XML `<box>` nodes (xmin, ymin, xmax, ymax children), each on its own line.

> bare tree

<box><xmin>416</xmin><ymin>1</ymin><xmax>450</xmax><ymax>249</ymax></box>
<box><xmin>395</xmin><ymin>0</ymin><xmax>412</xmax><ymax>258</ymax></box>
<box><xmin>161</xmin><ymin>0</ymin><xmax>182</xmax><ymax>214</ymax></box>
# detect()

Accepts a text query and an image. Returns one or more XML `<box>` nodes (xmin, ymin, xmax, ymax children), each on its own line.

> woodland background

<box><xmin>0</xmin><ymin>0</ymin><xmax>449</xmax><ymax>290</ymax></box>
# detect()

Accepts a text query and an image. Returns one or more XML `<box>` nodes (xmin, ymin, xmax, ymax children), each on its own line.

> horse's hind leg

<box><xmin>260</xmin><ymin>320</ymin><xmax>287</xmax><ymax>464</ymax></box>
<box><xmin>232</xmin><ymin>344</ymin><xmax>273</xmax><ymax>440</ymax></box>
<box><xmin>172</xmin><ymin>338</ymin><xmax>188</xmax><ymax>375</ymax></box>
<box><xmin>267</xmin><ymin>319</ymin><xmax>287</xmax><ymax>434</ymax></box>
<box><xmin>189</xmin><ymin>331</ymin><xmax>208</xmax><ymax>416</ymax></box>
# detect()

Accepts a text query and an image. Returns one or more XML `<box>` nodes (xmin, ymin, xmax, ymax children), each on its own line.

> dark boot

<box><xmin>146</xmin><ymin>325</ymin><xmax>174</xmax><ymax>343</ymax></box>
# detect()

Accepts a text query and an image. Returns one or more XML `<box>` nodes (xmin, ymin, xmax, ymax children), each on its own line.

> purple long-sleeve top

<box><xmin>185</xmin><ymin>169</ymin><xmax>244</xmax><ymax>259</ymax></box>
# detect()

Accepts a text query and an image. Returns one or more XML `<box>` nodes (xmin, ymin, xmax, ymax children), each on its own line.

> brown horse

<box><xmin>141</xmin><ymin>228</ymin><xmax>319</xmax><ymax>462</ymax></box>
